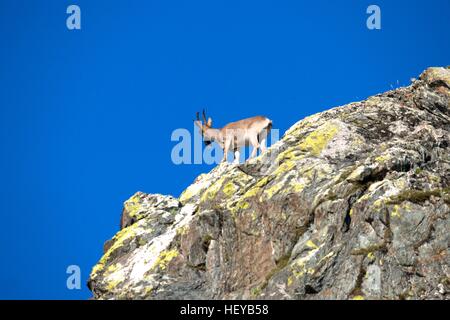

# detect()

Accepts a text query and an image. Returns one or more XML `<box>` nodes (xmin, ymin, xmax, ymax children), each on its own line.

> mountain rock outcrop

<box><xmin>88</xmin><ymin>67</ymin><xmax>450</xmax><ymax>300</ymax></box>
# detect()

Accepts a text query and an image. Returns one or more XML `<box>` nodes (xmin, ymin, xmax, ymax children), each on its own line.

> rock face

<box><xmin>88</xmin><ymin>67</ymin><xmax>450</xmax><ymax>300</ymax></box>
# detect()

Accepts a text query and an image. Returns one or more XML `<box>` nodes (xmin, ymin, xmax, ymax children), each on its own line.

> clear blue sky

<box><xmin>0</xmin><ymin>0</ymin><xmax>449</xmax><ymax>299</ymax></box>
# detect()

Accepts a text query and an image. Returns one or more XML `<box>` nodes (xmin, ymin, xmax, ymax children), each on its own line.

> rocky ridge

<box><xmin>88</xmin><ymin>67</ymin><xmax>450</xmax><ymax>300</ymax></box>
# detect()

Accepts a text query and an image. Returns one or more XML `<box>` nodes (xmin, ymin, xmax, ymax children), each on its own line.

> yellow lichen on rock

<box><xmin>179</xmin><ymin>173</ymin><xmax>211</xmax><ymax>204</ymax></box>
<box><xmin>284</xmin><ymin>113</ymin><xmax>320</xmax><ymax>137</ymax></box>
<box><xmin>152</xmin><ymin>249</ymin><xmax>179</xmax><ymax>271</ymax></box>
<box><xmin>200</xmin><ymin>176</ymin><xmax>226</xmax><ymax>203</ymax></box>
<box><xmin>124</xmin><ymin>193</ymin><xmax>142</xmax><ymax>219</ymax></box>
<box><xmin>176</xmin><ymin>225</ymin><xmax>189</xmax><ymax>236</ymax></box>
<box><xmin>91</xmin><ymin>223</ymin><xmax>139</xmax><ymax>277</ymax></box>
<box><xmin>290</xmin><ymin>244</ymin><xmax>322</xmax><ymax>279</ymax></box>
<box><xmin>275</xmin><ymin>146</ymin><xmax>304</xmax><ymax>164</ymax></box>
<box><xmin>237</xmin><ymin>201</ymin><xmax>250</xmax><ymax>210</ymax></box>
<box><xmin>375</xmin><ymin>154</ymin><xmax>390</xmax><ymax>164</ymax></box>
<box><xmin>390</xmin><ymin>201</ymin><xmax>412</xmax><ymax>218</ymax></box>
<box><xmin>287</xmin><ymin>276</ymin><xmax>294</xmax><ymax>286</ymax></box>
<box><xmin>106</xmin><ymin>263</ymin><xmax>119</xmax><ymax>274</ymax></box>
<box><xmin>306</xmin><ymin>240</ymin><xmax>319</xmax><ymax>249</ymax></box>
<box><xmin>391</xmin><ymin>204</ymin><xmax>401</xmax><ymax>218</ymax></box>
<box><xmin>238</xmin><ymin>177</ymin><xmax>270</xmax><ymax>202</ymax></box>
<box><xmin>227</xmin><ymin>176</ymin><xmax>271</xmax><ymax>217</ymax></box>
<box><xmin>292</xmin><ymin>181</ymin><xmax>305</xmax><ymax>193</ymax></box>
<box><xmin>106</xmin><ymin>279</ymin><xmax>122</xmax><ymax>291</ymax></box>
<box><xmin>263</xmin><ymin>182</ymin><xmax>284</xmax><ymax>199</ymax></box>
<box><xmin>298</xmin><ymin>122</ymin><xmax>339</xmax><ymax>156</ymax></box>
<box><xmin>179</xmin><ymin>187</ymin><xmax>196</xmax><ymax>204</ymax></box>
<box><xmin>222</xmin><ymin>181</ymin><xmax>237</xmax><ymax>197</ymax></box>
<box><xmin>144</xmin><ymin>286</ymin><xmax>154</xmax><ymax>296</ymax></box>
<box><xmin>318</xmin><ymin>251</ymin><xmax>335</xmax><ymax>264</ymax></box>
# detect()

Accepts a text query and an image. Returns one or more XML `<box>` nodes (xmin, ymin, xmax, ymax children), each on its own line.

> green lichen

<box><xmin>386</xmin><ymin>187</ymin><xmax>450</xmax><ymax>205</ymax></box>
<box><xmin>250</xmin><ymin>286</ymin><xmax>262</xmax><ymax>297</ymax></box>
<box><xmin>351</xmin><ymin>243</ymin><xmax>386</xmax><ymax>255</ymax></box>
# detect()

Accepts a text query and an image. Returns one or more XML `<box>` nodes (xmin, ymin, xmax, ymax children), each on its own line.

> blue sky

<box><xmin>0</xmin><ymin>0</ymin><xmax>449</xmax><ymax>299</ymax></box>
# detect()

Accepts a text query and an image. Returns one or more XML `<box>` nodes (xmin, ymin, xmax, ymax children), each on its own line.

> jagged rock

<box><xmin>88</xmin><ymin>67</ymin><xmax>450</xmax><ymax>300</ymax></box>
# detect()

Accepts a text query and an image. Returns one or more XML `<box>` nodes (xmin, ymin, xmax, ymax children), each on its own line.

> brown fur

<box><xmin>195</xmin><ymin>111</ymin><xmax>272</xmax><ymax>163</ymax></box>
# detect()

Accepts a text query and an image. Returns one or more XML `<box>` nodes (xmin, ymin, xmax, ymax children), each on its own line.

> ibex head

<box><xmin>194</xmin><ymin>109</ymin><xmax>214</xmax><ymax>146</ymax></box>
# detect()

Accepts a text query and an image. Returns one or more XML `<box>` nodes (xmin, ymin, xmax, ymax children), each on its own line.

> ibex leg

<box><xmin>233</xmin><ymin>149</ymin><xmax>240</xmax><ymax>164</ymax></box>
<box><xmin>250</xmin><ymin>135</ymin><xmax>260</xmax><ymax>158</ymax></box>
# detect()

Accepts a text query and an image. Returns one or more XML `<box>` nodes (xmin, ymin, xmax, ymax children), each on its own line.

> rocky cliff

<box><xmin>88</xmin><ymin>67</ymin><xmax>450</xmax><ymax>300</ymax></box>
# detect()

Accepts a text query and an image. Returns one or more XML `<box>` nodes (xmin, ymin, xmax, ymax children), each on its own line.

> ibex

<box><xmin>194</xmin><ymin>110</ymin><xmax>272</xmax><ymax>164</ymax></box>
